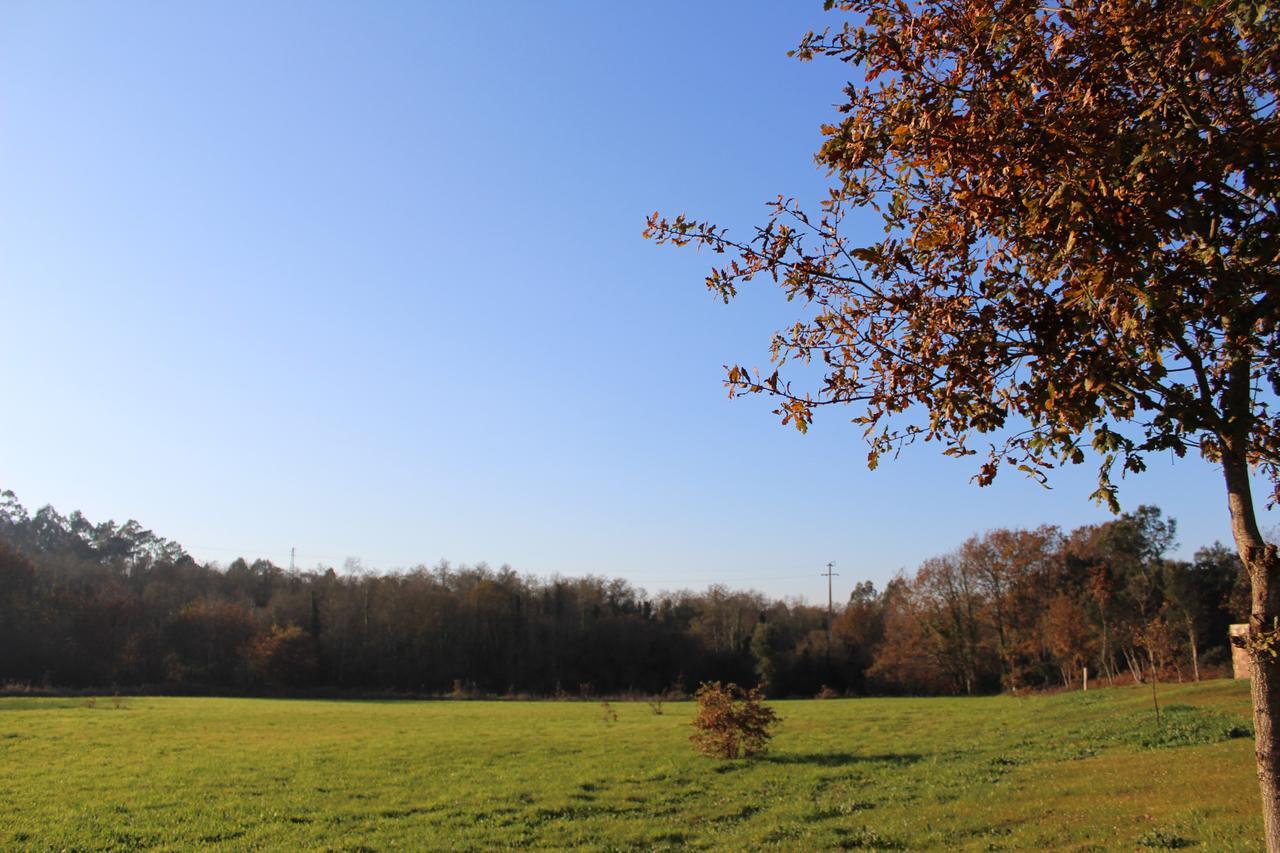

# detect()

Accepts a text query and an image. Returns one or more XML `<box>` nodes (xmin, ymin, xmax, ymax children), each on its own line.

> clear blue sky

<box><xmin>1</xmin><ymin>2</ymin><xmax>1272</xmax><ymax>603</ymax></box>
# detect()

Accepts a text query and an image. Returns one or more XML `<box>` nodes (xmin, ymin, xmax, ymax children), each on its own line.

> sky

<box><xmin>1</xmin><ymin>2</ymin><xmax>1273</xmax><ymax>604</ymax></box>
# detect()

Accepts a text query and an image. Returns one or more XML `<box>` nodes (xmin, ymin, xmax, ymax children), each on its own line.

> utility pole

<box><xmin>822</xmin><ymin>562</ymin><xmax>840</xmax><ymax>646</ymax></box>
<box><xmin>289</xmin><ymin>547</ymin><xmax>296</xmax><ymax>572</ymax></box>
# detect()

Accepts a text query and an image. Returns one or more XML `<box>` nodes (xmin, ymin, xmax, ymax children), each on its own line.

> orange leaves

<box><xmin>781</xmin><ymin>399</ymin><xmax>813</xmax><ymax>434</ymax></box>
<box><xmin>645</xmin><ymin>0</ymin><xmax>1280</xmax><ymax>512</ymax></box>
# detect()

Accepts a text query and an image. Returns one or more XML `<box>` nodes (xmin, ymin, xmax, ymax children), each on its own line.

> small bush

<box><xmin>815</xmin><ymin>685</ymin><xmax>840</xmax><ymax>700</ymax></box>
<box><xmin>690</xmin><ymin>681</ymin><xmax>779</xmax><ymax>759</ymax></box>
<box><xmin>648</xmin><ymin>699</ymin><xmax>665</xmax><ymax>715</ymax></box>
<box><xmin>600</xmin><ymin>701</ymin><xmax>618</xmax><ymax>724</ymax></box>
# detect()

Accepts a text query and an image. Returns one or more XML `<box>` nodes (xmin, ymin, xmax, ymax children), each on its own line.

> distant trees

<box><xmin>859</xmin><ymin>506</ymin><xmax>1251</xmax><ymax>695</ymax></box>
<box><xmin>0</xmin><ymin>491</ymin><xmax>1248</xmax><ymax>699</ymax></box>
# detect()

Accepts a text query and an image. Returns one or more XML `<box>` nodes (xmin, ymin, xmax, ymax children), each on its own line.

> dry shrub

<box><xmin>600</xmin><ymin>701</ymin><xmax>618</xmax><ymax>723</ymax></box>
<box><xmin>690</xmin><ymin>681</ymin><xmax>779</xmax><ymax>759</ymax></box>
<box><xmin>648</xmin><ymin>699</ymin><xmax>665</xmax><ymax>715</ymax></box>
<box><xmin>815</xmin><ymin>685</ymin><xmax>840</xmax><ymax>700</ymax></box>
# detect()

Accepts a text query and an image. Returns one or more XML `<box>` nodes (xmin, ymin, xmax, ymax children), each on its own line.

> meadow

<box><xmin>0</xmin><ymin>680</ymin><xmax>1263</xmax><ymax>850</ymax></box>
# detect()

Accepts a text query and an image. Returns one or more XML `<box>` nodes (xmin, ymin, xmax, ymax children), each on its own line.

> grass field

<box><xmin>0</xmin><ymin>680</ymin><xmax>1263</xmax><ymax>850</ymax></box>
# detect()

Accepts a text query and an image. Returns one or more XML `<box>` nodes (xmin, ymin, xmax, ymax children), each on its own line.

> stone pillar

<box><xmin>1231</xmin><ymin>623</ymin><xmax>1252</xmax><ymax>679</ymax></box>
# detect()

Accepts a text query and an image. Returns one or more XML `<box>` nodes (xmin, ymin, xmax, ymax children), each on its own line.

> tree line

<box><xmin>0</xmin><ymin>490</ymin><xmax>1248</xmax><ymax>696</ymax></box>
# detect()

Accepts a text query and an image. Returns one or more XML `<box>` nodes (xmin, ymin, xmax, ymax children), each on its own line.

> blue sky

<box><xmin>1</xmin><ymin>2</ymin><xmax>1272</xmax><ymax>603</ymax></box>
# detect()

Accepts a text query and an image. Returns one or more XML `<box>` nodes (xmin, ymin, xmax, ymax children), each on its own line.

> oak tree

<box><xmin>645</xmin><ymin>0</ymin><xmax>1280</xmax><ymax>841</ymax></box>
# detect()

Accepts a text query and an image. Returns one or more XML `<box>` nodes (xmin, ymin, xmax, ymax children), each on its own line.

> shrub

<box><xmin>690</xmin><ymin>681</ymin><xmax>779</xmax><ymax>759</ymax></box>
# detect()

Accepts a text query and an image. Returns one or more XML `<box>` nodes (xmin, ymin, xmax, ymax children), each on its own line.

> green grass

<box><xmin>0</xmin><ymin>680</ymin><xmax>1263</xmax><ymax>850</ymax></box>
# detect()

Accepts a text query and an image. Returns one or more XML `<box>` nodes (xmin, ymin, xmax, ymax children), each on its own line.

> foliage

<box><xmin>247</xmin><ymin>624</ymin><xmax>318</xmax><ymax>688</ymax></box>
<box><xmin>689</xmin><ymin>681</ymin><xmax>780</xmax><ymax>759</ymax></box>
<box><xmin>645</xmin><ymin>0</ymin><xmax>1280</xmax><ymax>510</ymax></box>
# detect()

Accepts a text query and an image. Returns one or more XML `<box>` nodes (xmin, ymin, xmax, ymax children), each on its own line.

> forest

<box><xmin>0</xmin><ymin>490</ymin><xmax>1250</xmax><ymax>697</ymax></box>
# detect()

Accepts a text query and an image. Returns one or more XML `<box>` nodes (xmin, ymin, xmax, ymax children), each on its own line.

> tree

<box><xmin>1043</xmin><ymin>593</ymin><xmax>1094</xmax><ymax>688</ymax></box>
<box><xmin>750</xmin><ymin>619</ymin><xmax>781</xmax><ymax>693</ymax></box>
<box><xmin>248</xmin><ymin>624</ymin><xmax>319</xmax><ymax>688</ymax></box>
<box><xmin>866</xmin><ymin>574</ymin><xmax>956</xmax><ymax>694</ymax></box>
<box><xmin>961</xmin><ymin>526</ymin><xmax>1061</xmax><ymax>689</ymax></box>
<box><xmin>832</xmin><ymin>580</ymin><xmax>885</xmax><ymax>691</ymax></box>
<box><xmin>913</xmin><ymin>555</ymin><xmax>988</xmax><ymax>694</ymax></box>
<box><xmin>645</xmin><ymin>0</ymin><xmax>1280</xmax><ymax>842</ymax></box>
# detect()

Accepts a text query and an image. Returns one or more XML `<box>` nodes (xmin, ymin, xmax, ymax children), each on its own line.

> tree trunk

<box><xmin>1100</xmin><ymin>618</ymin><xmax>1116</xmax><ymax>686</ymax></box>
<box><xmin>1186</xmin><ymin>615</ymin><xmax>1200</xmax><ymax>683</ymax></box>
<box><xmin>1223</xmin><ymin>440</ymin><xmax>1280</xmax><ymax>852</ymax></box>
<box><xmin>1123</xmin><ymin>646</ymin><xmax>1144</xmax><ymax>684</ymax></box>
<box><xmin>1149</xmin><ymin>658</ymin><xmax>1161</xmax><ymax>725</ymax></box>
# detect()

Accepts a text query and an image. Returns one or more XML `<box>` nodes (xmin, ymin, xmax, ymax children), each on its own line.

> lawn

<box><xmin>0</xmin><ymin>680</ymin><xmax>1262</xmax><ymax>850</ymax></box>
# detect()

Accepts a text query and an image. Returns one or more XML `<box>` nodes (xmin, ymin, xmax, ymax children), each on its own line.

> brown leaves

<box><xmin>689</xmin><ymin>681</ymin><xmax>780</xmax><ymax>759</ymax></box>
<box><xmin>645</xmin><ymin>0</ymin><xmax>1280</xmax><ymax>506</ymax></box>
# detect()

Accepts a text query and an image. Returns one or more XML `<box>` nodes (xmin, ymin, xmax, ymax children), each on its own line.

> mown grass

<box><xmin>0</xmin><ymin>680</ymin><xmax>1262</xmax><ymax>850</ymax></box>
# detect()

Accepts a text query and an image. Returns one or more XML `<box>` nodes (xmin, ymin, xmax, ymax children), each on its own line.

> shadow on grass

<box><xmin>763</xmin><ymin>751</ymin><xmax>924</xmax><ymax>767</ymax></box>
